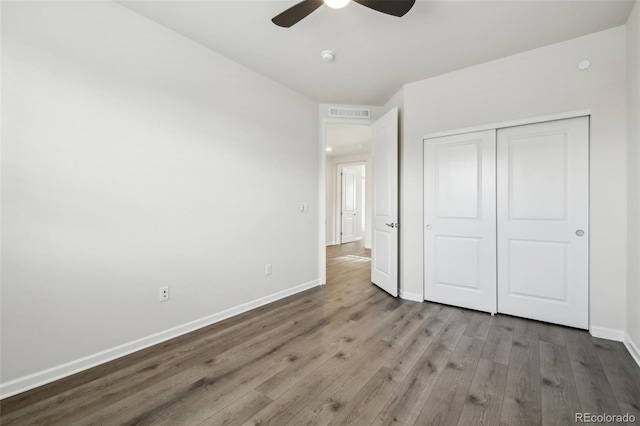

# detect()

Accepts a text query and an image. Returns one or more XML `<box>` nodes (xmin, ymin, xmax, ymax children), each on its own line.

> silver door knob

<box><xmin>576</xmin><ymin>230</ymin><xmax>585</xmax><ymax>237</ymax></box>
<box><xmin>426</xmin><ymin>224</ymin><xmax>432</xmax><ymax>230</ymax></box>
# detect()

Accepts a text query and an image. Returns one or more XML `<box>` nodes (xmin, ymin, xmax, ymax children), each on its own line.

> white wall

<box><xmin>398</xmin><ymin>27</ymin><xmax>628</xmax><ymax>334</ymax></box>
<box><xmin>1</xmin><ymin>1</ymin><xmax>319</xmax><ymax>396</ymax></box>
<box><xmin>627</xmin><ymin>0</ymin><xmax>640</xmax><ymax>358</ymax></box>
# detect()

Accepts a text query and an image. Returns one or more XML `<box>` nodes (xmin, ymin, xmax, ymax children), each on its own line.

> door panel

<box><xmin>435</xmin><ymin>236</ymin><xmax>480</xmax><ymax>290</ymax></box>
<box><xmin>341</xmin><ymin>167</ymin><xmax>358</xmax><ymax>243</ymax></box>
<box><xmin>371</xmin><ymin>108</ymin><xmax>398</xmax><ymax>297</ymax></box>
<box><xmin>497</xmin><ymin>116</ymin><xmax>589</xmax><ymax>329</ymax></box>
<box><xmin>424</xmin><ymin>130</ymin><xmax>497</xmax><ymax>313</ymax></box>
<box><xmin>507</xmin><ymin>240</ymin><xmax>568</xmax><ymax>301</ymax></box>
<box><xmin>436</xmin><ymin>143</ymin><xmax>480</xmax><ymax>218</ymax></box>
<box><xmin>509</xmin><ymin>134</ymin><xmax>567</xmax><ymax>220</ymax></box>
<box><xmin>373</xmin><ymin>229</ymin><xmax>391</xmax><ymax>274</ymax></box>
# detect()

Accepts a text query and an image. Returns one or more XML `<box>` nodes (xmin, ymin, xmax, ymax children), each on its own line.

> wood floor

<box><xmin>2</xmin><ymin>241</ymin><xmax>639</xmax><ymax>425</ymax></box>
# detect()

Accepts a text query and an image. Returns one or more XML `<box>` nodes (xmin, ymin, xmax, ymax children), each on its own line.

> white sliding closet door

<box><xmin>424</xmin><ymin>130</ymin><xmax>497</xmax><ymax>313</ymax></box>
<box><xmin>497</xmin><ymin>117</ymin><xmax>589</xmax><ymax>329</ymax></box>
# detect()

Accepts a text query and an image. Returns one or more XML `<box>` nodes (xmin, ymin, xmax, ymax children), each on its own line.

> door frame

<box><xmin>336</xmin><ymin>161</ymin><xmax>366</xmax><ymax>245</ymax></box>
<box><xmin>320</xmin><ymin>118</ymin><xmax>373</xmax><ymax>285</ymax></box>
<box><xmin>422</xmin><ymin>109</ymin><xmax>591</xmax><ymax>140</ymax></box>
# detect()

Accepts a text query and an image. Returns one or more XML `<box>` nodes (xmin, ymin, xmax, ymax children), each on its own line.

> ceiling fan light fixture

<box><xmin>324</xmin><ymin>0</ymin><xmax>350</xmax><ymax>9</ymax></box>
<box><xmin>271</xmin><ymin>0</ymin><xmax>414</xmax><ymax>27</ymax></box>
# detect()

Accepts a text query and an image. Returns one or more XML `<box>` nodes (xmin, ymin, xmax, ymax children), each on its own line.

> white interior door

<box><xmin>371</xmin><ymin>107</ymin><xmax>398</xmax><ymax>297</ymax></box>
<box><xmin>341</xmin><ymin>166</ymin><xmax>358</xmax><ymax>243</ymax></box>
<box><xmin>497</xmin><ymin>117</ymin><xmax>589</xmax><ymax>329</ymax></box>
<box><xmin>424</xmin><ymin>130</ymin><xmax>497</xmax><ymax>313</ymax></box>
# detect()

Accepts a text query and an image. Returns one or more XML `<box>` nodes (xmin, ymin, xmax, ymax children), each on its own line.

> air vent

<box><xmin>328</xmin><ymin>107</ymin><xmax>371</xmax><ymax>119</ymax></box>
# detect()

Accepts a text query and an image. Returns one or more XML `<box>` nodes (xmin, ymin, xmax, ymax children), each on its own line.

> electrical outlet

<box><xmin>159</xmin><ymin>286</ymin><xmax>170</xmax><ymax>302</ymax></box>
<box><xmin>265</xmin><ymin>264</ymin><xmax>272</xmax><ymax>276</ymax></box>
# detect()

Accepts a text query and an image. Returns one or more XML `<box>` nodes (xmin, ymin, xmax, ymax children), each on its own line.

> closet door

<box><xmin>424</xmin><ymin>130</ymin><xmax>497</xmax><ymax>313</ymax></box>
<box><xmin>497</xmin><ymin>117</ymin><xmax>589</xmax><ymax>329</ymax></box>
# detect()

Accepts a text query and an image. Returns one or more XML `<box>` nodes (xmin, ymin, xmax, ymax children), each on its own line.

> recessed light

<box><xmin>577</xmin><ymin>60</ymin><xmax>591</xmax><ymax>70</ymax></box>
<box><xmin>326</xmin><ymin>147</ymin><xmax>332</xmax><ymax>152</ymax></box>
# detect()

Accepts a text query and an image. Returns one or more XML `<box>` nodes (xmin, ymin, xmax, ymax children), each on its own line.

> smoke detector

<box><xmin>577</xmin><ymin>60</ymin><xmax>591</xmax><ymax>70</ymax></box>
<box><xmin>321</xmin><ymin>50</ymin><xmax>335</xmax><ymax>62</ymax></box>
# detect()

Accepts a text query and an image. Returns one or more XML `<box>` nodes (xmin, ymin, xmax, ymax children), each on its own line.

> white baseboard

<box><xmin>589</xmin><ymin>326</ymin><xmax>625</xmax><ymax>341</ymax></box>
<box><xmin>624</xmin><ymin>333</ymin><xmax>640</xmax><ymax>368</ymax></box>
<box><xmin>400</xmin><ymin>290</ymin><xmax>423</xmax><ymax>302</ymax></box>
<box><xmin>0</xmin><ymin>279</ymin><xmax>321</xmax><ymax>400</ymax></box>
<box><xmin>587</xmin><ymin>327</ymin><xmax>640</xmax><ymax>368</ymax></box>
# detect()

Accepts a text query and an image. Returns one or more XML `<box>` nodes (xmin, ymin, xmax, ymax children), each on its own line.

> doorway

<box><xmin>324</xmin><ymin>123</ymin><xmax>372</xmax><ymax>248</ymax></box>
<box><xmin>338</xmin><ymin>163</ymin><xmax>365</xmax><ymax>244</ymax></box>
<box><xmin>322</xmin><ymin>122</ymin><xmax>373</xmax><ymax>286</ymax></box>
<box><xmin>319</xmin><ymin>109</ymin><xmax>400</xmax><ymax>297</ymax></box>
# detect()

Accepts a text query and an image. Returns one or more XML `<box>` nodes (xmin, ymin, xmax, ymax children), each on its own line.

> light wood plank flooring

<box><xmin>1</xmin><ymin>241</ymin><xmax>639</xmax><ymax>425</ymax></box>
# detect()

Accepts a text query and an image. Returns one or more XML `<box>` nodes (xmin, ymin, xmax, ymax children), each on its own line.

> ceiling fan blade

<box><xmin>272</xmin><ymin>0</ymin><xmax>324</xmax><ymax>28</ymax></box>
<box><xmin>352</xmin><ymin>0</ymin><xmax>416</xmax><ymax>17</ymax></box>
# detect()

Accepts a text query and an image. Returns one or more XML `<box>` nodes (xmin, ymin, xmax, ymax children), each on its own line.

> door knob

<box><xmin>385</xmin><ymin>223</ymin><xmax>399</xmax><ymax>228</ymax></box>
<box><xmin>426</xmin><ymin>224</ymin><xmax>432</xmax><ymax>230</ymax></box>
<box><xmin>576</xmin><ymin>230</ymin><xmax>585</xmax><ymax>237</ymax></box>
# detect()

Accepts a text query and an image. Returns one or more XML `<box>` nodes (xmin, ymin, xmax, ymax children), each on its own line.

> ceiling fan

<box><xmin>272</xmin><ymin>0</ymin><xmax>416</xmax><ymax>28</ymax></box>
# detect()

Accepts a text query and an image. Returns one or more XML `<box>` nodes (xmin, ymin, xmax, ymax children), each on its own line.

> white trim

<box><xmin>0</xmin><ymin>279</ymin><xmax>321</xmax><ymax>400</ymax></box>
<box><xmin>589</xmin><ymin>326</ymin><xmax>625</xmax><ymax>341</ymax></box>
<box><xmin>624</xmin><ymin>333</ymin><xmax>640</xmax><ymax>368</ymax></box>
<box><xmin>422</xmin><ymin>109</ymin><xmax>592</xmax><ymax>141</ymax></box>
<box><xmin>400</xmin><ymin>290</ymin><xmax>423</xmax><ymax>302</ymax></box>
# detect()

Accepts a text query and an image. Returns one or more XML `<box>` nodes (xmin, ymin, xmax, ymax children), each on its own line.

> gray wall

<box><xmin>626</xmin><ymin>0</ymin><xmax>640</xmax><ymax>356</ymax></box>
<box><xmin>1</xmin><ymin>1</ymin><xmax>319</xmax><ymax>395</ymax></box>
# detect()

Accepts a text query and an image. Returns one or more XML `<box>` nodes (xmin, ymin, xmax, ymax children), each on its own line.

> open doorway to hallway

<box><xmin>324</xmin><ymin>122</ymin><xmax>373</xmax><ymax>286</ymax></box>
<box><xmin>325</xmin><ymin>123</ymin><xmax>372</xmax><ymax>248</ymax></box>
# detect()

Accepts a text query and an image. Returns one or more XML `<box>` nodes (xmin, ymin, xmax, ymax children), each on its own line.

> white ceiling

<box><xmin>326</xmin><ymin>123</ymin><xmax>371</xmax><ymax>157</ymax></box>
<box><xmin>119</xmin><ymin>0</ymin><xmax>635</xmax><ymax>106</ymax></box>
